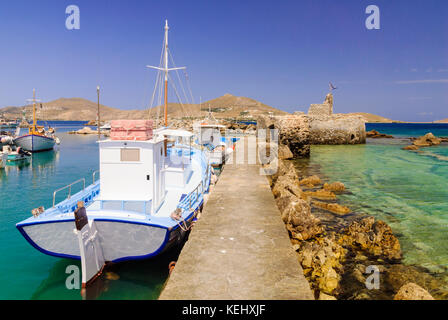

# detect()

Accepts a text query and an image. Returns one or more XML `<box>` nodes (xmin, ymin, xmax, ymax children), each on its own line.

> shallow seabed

<box><xmin>295</xmin><ymin>136</ymin><xmax>448</xmax><ymax>281</ymax></box>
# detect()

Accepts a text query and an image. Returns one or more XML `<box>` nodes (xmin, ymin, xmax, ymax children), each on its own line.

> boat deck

<box><xmin>159</xmin><ymin>137</ymin><xmax>313</xmax><ymax>300</ymax></box>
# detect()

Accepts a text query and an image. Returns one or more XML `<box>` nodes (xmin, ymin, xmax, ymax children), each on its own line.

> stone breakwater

<box><xmin>260</xmin><ymin>145</ymin><xmax>448</xmax><ymax>300</ymax></box>
<box><xmin>257</xmin><ymin>94</ymin><xmax>366</xmax><ymax>160</ymax></box>
<box><xmin>307</xmin><ymin>93</ymin><xmax>366</xmax><ymax>145</ymax></box>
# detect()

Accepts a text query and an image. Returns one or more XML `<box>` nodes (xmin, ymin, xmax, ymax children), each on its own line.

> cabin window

<box><xmin>120</xmin><ymin>148</ymin><xmax>140</xmax><ymax>162</ymax></box>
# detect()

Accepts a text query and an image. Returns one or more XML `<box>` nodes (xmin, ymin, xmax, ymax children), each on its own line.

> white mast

<box><xmin>147</xmin><ymin>20</ymin><xmax>186</xmax><ymax>127</ymax></box>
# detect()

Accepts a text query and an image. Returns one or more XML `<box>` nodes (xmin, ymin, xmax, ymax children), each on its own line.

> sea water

<box><xmin>0</xmin><ymin>122</ymin><xmax>177</xmax><ymax>299</ymax></box>
<box><xmin>2</xmin><ymin>122</ymin><xmax>448</xmax><ymax>299</ymax></box>
<box><xmin>297</xmin><ymin>123</ymin><xmax>448</xmax><ymax>277</ymax></box>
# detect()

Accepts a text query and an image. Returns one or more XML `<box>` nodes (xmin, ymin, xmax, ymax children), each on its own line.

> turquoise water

<box><xmin>0</xmin><ymin>122</ymin><xmax>176</xmax><ymax>299</ymax></box>
<box><xmin>304</xmin><ymin>124</ymin><xmax>448</xmax><ymax>275</ymax></box>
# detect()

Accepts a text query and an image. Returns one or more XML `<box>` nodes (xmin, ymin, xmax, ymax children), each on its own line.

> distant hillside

<box><xmin>0</xmin><ymin>98</ymin><xmax>147</xmax><ymax>121</ymax></box>
<box><xmin>435</xmin><ymin>118</ymin><xmax>448</xmax><ymax>123</ymax></box>
<box><xmin>0</xmin><ymin>94</ymin><xmax>288</xmax><ymax>121</ymax></box>
<box><xmin>346</xmin><ymin>112</ymin><xmax>398</xmax><ymax>123</ymax></box>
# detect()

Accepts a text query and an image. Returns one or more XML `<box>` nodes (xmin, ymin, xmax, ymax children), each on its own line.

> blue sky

<box><xmin>0</xmin><ymin>0</ymin><xmax>447</xmax><ymax>121</ymax></box>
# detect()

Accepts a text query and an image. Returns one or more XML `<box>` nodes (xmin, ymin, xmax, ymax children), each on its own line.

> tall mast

<box><xmin>147</xmin><ymin>20</ymin><xmax>186</xmax><ymax>128</ymax></box>
<box><xmin>27</xmin><ymin>89</ymin><xmax>40</xmax><ymax>133</ymax></box>
<box><xmin>32</xmin><ymin>88</ymin><xmax>36</xmax><ymax>130</ymax></box>
<box><xmin>164</xmin><ymin>20</ymin><xmax>169</xmax><ymax>127</ymax></box>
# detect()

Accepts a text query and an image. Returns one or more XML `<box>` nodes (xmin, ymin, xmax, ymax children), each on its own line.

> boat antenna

<box><xmin>147</xmin><ymin>20</ymin><xmax>186</xmax><ymax>127</ymax></box>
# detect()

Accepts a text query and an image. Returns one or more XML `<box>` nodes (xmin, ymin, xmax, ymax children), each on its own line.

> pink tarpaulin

<box><xmin>110</xmin><ymin>120</ymin><xmax>153</xmax><ymax>141</ymax></box>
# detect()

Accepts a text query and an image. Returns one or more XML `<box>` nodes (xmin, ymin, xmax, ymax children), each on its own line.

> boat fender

<box><xmin>74</xmin><ymin>201</ymin><xmax>106</xmax><ymax>288</ymax></box>
<box><xmin>168</xmin><ymin>261</ymin><xmax>176</xmax><ymax>275</ymax></box>
<box><xmin>31</xmin><ymin>206</ymin><xmax>45</xmax><ymax>218</ymax></box>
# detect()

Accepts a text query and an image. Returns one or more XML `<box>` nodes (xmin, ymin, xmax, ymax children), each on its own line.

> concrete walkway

<box><xmin>159</xmin><ymin>138</ymin><xmax>313</xmax><ymax>300</ymax></box>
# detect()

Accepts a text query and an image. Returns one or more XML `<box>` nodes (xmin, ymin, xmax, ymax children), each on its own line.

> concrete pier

<box><xmin>159</xmin><ymin>138</ymin><xmax>313</xmax><ymax>300</ymax></box>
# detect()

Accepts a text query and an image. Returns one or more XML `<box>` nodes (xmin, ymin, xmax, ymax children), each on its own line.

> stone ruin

<box><xmin>257</xmin><ymin>93</ymin><xmax>366</xmax><ymax>158</ymax></box>
<box><xmin>307</xmin><ymin>93</ymin><xmax>366</xmax><ymax>145</ymax></box>
<box><xmin>308</xmin><ymin>93</ymin><xmax>334</xmax><ymax>118</ymax></box>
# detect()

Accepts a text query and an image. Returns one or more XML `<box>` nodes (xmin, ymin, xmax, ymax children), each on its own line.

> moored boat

<box><xmin>16</xmin><ymin>20</ymin><xmax>212</xmax><ymax>288</ymax></box>
<box><xmin>2</xmin><ymin>145</ymin><xmax>31</xmax><ymax>163</ymax></box>
<box><xmin>194</xmin><ymin>105</ymin><xmax>236</xmax><ymax>167</ymax></box>
<box><xmin>14</xmin><ymin>89</ymin><xmax>58</xmax><ymax>152</ymax></box>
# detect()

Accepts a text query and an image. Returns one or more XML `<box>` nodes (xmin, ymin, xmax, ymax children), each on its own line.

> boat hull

<box><xmin>14</xmin><ymin>134</ymin><xmax>55</xmax><ymax>152</ymax></box>
<box><xmin>17</xmin><ymin>216</ymin><xmax>193</xmax><ymax>262</ymax></box>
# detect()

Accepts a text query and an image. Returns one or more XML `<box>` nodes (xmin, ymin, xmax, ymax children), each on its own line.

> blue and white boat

<box><xmin>16</xmin><ymin>20</ymin><xmax>213</xmax><ymax>287</ymax></box>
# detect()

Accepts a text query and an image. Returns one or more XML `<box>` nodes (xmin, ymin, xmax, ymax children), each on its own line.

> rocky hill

<box><xmin>0</xmin><ymin>94</ymin><xmax>288</xmax><ymax>121</ymax></box>
<box><xmin>435</xmin><ymin>118</ymin><xmax>448</xmax><ymax>123</ymax></box>
<box><xmin>346</xmin><ymin>112</ymin><xmax>398</xmax><ymax>123</ymax></box>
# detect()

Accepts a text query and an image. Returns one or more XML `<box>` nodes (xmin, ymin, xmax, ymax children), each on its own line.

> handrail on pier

<box><xmin>53</xmin><ymin>178</ymin><xmax>86</xmax><ymax>208</ymax></box>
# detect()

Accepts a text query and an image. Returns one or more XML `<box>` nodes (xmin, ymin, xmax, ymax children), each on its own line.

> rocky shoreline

<box><xmin>260</xmin><ymin>144</ymin><xmax>448</xmax><ymax>300</ymax></box>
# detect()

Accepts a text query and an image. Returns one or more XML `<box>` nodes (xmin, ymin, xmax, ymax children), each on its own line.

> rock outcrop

<box><xmin>394</xmin><ymin>283</ymin><xmax>434</xmax><ymax>300</ymax></box>
<box><xmin>341</xmin><ymin>217</ymin><xmax>401</xmax><ymax>261</ymax></box>
<box><xmin>366</xmin><ymin>130</ymin><xmax>393</xmax><ymax>139</ymax></box>
<box><xmin>312</xmin><ymin>201</ymin><xmax>351</xmax><ymax>215</ymax></box>
<box><xmin>323</xmin><ymin>182</ymin><xmax>345</xmax><ymax>192</ymax></box>
<box><xmin>297</xmin><ymin>233</ymin><xmax>346</xmax><ymax>295</ymax></box>
<box><xmin>412</xmin><ymin>132</ymin><xmax>442</xmax><ymax>147</ymax></box>
<box><xmin>257</xmin><ymin>114</ymin><xmax>311</xmax><ymax>158</ymax></box>
<box><xmin>299</xmin><ymin>175</ymin><xmax>322</xmax><ymax>187</ymax></box>
<box><xmin>403</xmin><ymin>132</ymin><xmax>445</xmax><ymax>151</ymax></box>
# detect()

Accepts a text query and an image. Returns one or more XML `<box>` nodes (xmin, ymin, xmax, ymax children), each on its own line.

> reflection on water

<box><xmin>30</xmin><ymin>243</ymin><xmax>184</xmax><ymax>300</ymax></box>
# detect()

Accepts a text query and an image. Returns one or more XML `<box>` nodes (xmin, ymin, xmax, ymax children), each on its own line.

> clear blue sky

<box><xmin>0</xmin><ymin>0</ymin><xmax>447</xmax><ymax>121</ymax></box>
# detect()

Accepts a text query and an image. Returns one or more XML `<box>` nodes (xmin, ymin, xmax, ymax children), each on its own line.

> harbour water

<box><xmin>0</xmin><ymin>122</ymin><xmax>177</xmax><ymax>299</ymax></box>
<box><xmin>2</xmin><ymin>121</ymin><xmax>448</xmax><ymax>299</ymax></box>
<box><xmin>296</xmin><ymin>123</ymin><xmax>448</xmax><ymax>282</ymax></box>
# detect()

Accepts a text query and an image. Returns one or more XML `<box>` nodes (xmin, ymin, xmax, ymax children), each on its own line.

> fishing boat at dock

<box><xmin>193</xmin><ymin>104</ymin><xmax>237</xmax><ymax>167</ymax></box>
<box><xmin>16</xmin><ymin>20</ymin><xmax>213</xmax><ymax>287</ymax></box>
<box><xmin>14</xmin><ymin>89</ymin><xmax>59</xmax><ymax>152</ymax></box>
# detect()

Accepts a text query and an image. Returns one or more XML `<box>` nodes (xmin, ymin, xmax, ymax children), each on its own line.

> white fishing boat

<box><xmin>193</xmin><ymin>104</ymin><xmax>236</xmax><ymax>167</ymax></box>
<box><xmin>0</xmin><ymin>116</ymin><xmax>19</xmax><ymax>130</ymax></box>
<box><xmin>14</xmin><ymin>89</ymin><xmax>58</xmax><ymax>152</ymax></box>
<box><xmin>100</xmin><ymin>123</ymin><xmax>111</xmax><ymax>130</ymax></box>
<box><xmin>16</xmin><ymin>20</ymin><xmax>212</xmax><ymax>288</ymax></box>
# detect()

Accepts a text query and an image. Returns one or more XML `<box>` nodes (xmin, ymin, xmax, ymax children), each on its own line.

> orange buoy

<box><xmin>168</xmin><ymin>261</ymin><xmax>176</xmax><ymax>275</ymax></box>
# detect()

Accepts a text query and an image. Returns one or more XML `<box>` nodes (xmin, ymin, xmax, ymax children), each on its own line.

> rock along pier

<box><xmin>159</xmin><ymin>137</ymin><xmax>313</xmax><ymax>300</ymax></box>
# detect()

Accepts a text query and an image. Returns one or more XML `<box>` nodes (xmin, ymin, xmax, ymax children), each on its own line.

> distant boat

<box><xmin>14</xmin><ymin>89</ymin><xmax>58</xmax><ymax>152</ymax></box>
<box><xmin>0</xmin><ymin>119</ymin><xmax>18</xmax><ymax>130</ymax></box>
<box><xmin>193</xmin><ymin>104</ymin><xmax>235</xmax><ymax>167</ymax></box>
<box><xmin>100</xmin><ymin>123</ymin><xmax>111</xmax><ymax>130</ymax></box>
<box><xmin>2</xmin><ymin>145</ymin><xmax>31</xmax><ymax>164</ymax></box>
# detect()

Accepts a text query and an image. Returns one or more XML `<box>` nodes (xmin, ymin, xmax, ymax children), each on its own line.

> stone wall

<box><xmin>307</xmin><ymin>93</ymin><xmax>366</xmax><ymax>145</ymax></box>
<box><xmin>309</xmin><ymin>114</ymin><xmax>366</xmax><ymax>145</ymax></box>
<box><xmin>257</xmin><ymin>115</ymin><xmax>311</xmax><ymax>158</ymax></box>
<box><xmin>308</xmin><ymin>93</ymin><xmax>333</xmax><ymax>118</ymax></box>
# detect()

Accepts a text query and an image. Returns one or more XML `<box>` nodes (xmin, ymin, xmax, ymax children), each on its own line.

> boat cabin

<box><xmin>98</xmin><ymin>121</ymin><xmax>196</xmax><ymax>215</ymax></box>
